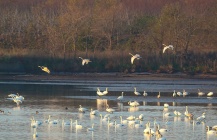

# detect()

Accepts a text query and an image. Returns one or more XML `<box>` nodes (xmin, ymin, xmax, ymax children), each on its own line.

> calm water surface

<box><xmin>0</xmin><ymin>80</ymin><xmax>217</xmax><ymax>140</ymax></box>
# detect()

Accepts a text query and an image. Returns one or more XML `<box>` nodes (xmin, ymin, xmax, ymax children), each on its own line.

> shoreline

<box><xmin>0</xmin><ymin>72</ymin><xmax>217</xmax><ymax>81</ymax></box>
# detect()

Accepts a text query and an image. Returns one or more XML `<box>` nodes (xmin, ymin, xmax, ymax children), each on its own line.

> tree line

<box><xmin>0</xmin><ymin>0</ymin><xmax>216</xmax><ymax>74</ymax></box>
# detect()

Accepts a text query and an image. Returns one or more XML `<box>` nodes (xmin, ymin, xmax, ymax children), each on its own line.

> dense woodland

<box><xmin>0</xmin><ymin>0</ymin><xmax>216</xmax><ymax>74</ymax></box>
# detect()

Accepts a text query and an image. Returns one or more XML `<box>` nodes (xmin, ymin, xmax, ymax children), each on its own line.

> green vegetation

<box><xmin>0</xmin><ymin>0</ymin><xmax>216</xmax><ymax>74</ymax></box>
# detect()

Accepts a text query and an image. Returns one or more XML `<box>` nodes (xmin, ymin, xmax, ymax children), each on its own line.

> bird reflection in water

<box><xmin>128</xmin><ymin>107</ymin><xmax>139</xmax><ymax>112</ymax></box>
<box><xmin>117</xmin><ymin>102</ymin><xmax>123</xmax><ymax>111</ymax></box>
<box><xmin>143</xmin><ymin>101</ymin><xmax>146</xmax><ymax>106</ymax></box>
<box><xmin>96</xmin><ymin>99</ymin><xmax>107</xmax><ymax>111</ymax></box>
<box><xmin>13</xmin><ymin>106</ymin><xmax>21</xmax><ymax>111</ymax></box>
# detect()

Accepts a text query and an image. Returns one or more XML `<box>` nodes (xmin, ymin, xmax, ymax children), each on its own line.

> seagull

<box><xmin>78</xmin><ymin>57</ymin><xmax>91</xmax><ymax>65</ymax></box>
<box><xmin>38</xmin><ymin>66</ymin><xmax>50</xmax><ymax>74</ymax></box>
<box><xmin>162</xmin><ymin>44</ymin><xmax>174</xmax><ymax>53</ymax></box>
<box><xmin>129</xmin><ymin>53</ymin><xmax>142</xmax><ymax>64</ymax></box>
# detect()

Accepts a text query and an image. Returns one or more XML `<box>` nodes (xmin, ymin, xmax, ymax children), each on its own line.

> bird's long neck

<box><xmin>129</xmin><ymin>53</ymin><xmax>133</xmax><ymax>56</ymax></box>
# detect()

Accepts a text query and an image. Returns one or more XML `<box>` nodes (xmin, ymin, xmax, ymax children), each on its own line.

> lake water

<box><xmin>0</xmin><ymin>79</ymin><xmax>216</xmax><ymax>140</ymax></box>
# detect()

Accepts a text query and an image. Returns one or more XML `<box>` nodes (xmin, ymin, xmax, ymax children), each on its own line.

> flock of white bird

<box><xmin>5</xmin><ymin>85</ymin><xmax>216</xmax><ymax>139</ymax></box>
<box><xmin>38</xmin><ymin>44</ymin><xmax>174</xmax><ymax>74</ymax></box>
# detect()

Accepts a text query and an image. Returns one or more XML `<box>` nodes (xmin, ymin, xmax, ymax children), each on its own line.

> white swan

<box><xmin>164</xmin><ymin>112</ymin><xmax>172</xmax><ymax>117</ymax></box>
<box><xmin>47</xmin><ymin>115</ymin><xmax>57</xmax><ymax>124</ymax></box>
<box><xmin>138</xmin><ymin>114</ymin><xmax>144</xmax><ymax>121</ymax></box>
<box><xmin>183</xmin><ymin>89</ymin><xmax>189</xmax><ymax>96</ymax></box>
<box><xmin>158</xmin><ymin>124</ymin><xmax>168</xmax><ymax>133</ymax></box>
<box><xmin>120</xmin><ymin>116</ymin><xmax>128</xmax><ymax>124</ymax></box>
<box><xmin>162</xmin><ymin>44</ymin><xmax>174</xmax><ymax>53</ymax></box>
<box><xmin>196</xmin><ymin>112</ymin><xmax>206</xmax><ymax>122</ymax></box>
<box><xmin>143</xmin><ymin>91</ymin><xmax>148</xmax><ymax>96</ymax></box>
<box><xmin>62</xmin><ymin>119</ymin><xmax>70</xmax><ymax>126</ymax></box>
<box><xmin>211</xmin><ymin>125</ymin><xmax>217</xmax><ymax>131</ymax></box>
<box><xmin>126</xmin><ymin>115</ymin><xmax>135</xmax><ymax>121</ymax></box>
<box><xmin>128</xmin><ymin>101</ymin><xmax>140</xmax><ymax>107</ymax></box>
<box><xmin>106</xmin><ymin>105</ymin><xmax>115</xmax><ymax>113</ymax></box>
<box><xmin>78</xmin><ymin>105</ymin><xmax>88</xmax><ymax>113</ymax></box>
<box><xmin>75</xmin><ymin>120</ymin><xmax>82</xmax><ymax>129</ymax></box>
<box><xmin>157</xmin><ymin>92</ymin><xmax>161</xmax><ymax>98</ymax></box>
<box><xmin>134</xmin><ymin>87</ymin><xmax>141</xmax><ymax>95</ymax></box>
<box><xmin>206</xmin><ymin>126</ymin><xmax>217</xmax><ymax>135</ymax></box>
<box><xmin>31</xmin><ymin>116</ymin><xmax>42</xmax><ymax>126</ymax></box>
<box><xmin>100</xmin><ymin>114</ymin><xmax>108</xmax><ymax>121</ymax></box>
<box><xmin>78</xmin><ymin>57</ymin><xmax>91</xmax><ymax>65</ymax></box>
<box><xmin>96</xmin><ymin>87</ymin><xmax>105</xmax><ymax>97</ymax></box>
<box><xmin>198</xmin><ymin>89</ymin><xmax>205</xmax><ymax>96</ymax></box>
<box><xmin>13</xmin><ymin>98</ymin><xmax>22</xmax><ymax>106</ymax></box>
<box><xmin>144</xmin><ymin>122</ymin><xmax>155</xmax><ymax>135</ymax></box>
<box><xmin>164</xmin><ymin>103</ymin><xmax>169</xmax><ymax>108</ymax></box>
<box><xmin>90</xmin><ymin>108</ymin><xmax>99</xmax><ymax>115</ymax></box>
<box><xmin>117</xmin><ymin>92</ymin><xmax>124</xmax><ymax>101</ymax></box>
<box><xmin>107</xmin><ymin>118</ymin><xmax>115</xmax><ymax>126</ymax></box>
<box><xmin>184</xmin><ymin>106</ymin><xmax>194</xmax><ymax>119</ymax></box>
<box><xmin>174</xmin><ymin>110</ymin><xmax>182</xmax><ymax>116</ymax></box>
<box><xmin>87</xmin><ymin>124</ymin><xmax>94</xmax><ymax>131</ymax></box>
<box><xmin>207</xmin><ymin>92</ymin><xmax>213</xmax><ymax>96</ymax></box>
<box><xmin>172</xmin><ymin>90</ymin><xmax>176</xmax><ymax>97</ymax></box>
<box><xmin>129</xmin><ymin>53</ymin><xmax>142</xmax><ymax>64</ymax></box>
<box><xmin>31</xmin><ymin>119</ymin><xmax>38</xmax><ymax>128</ymax></box>
<box><xmin>103</xmin><ymin>88</ymin><xmax>108</xmax><ymax>95</ymax></box>
<box><xmin>114</xmin><ymin>120</ymin><xmax>124</xmax><ymax>128</ymax></box>
<box><xmin>38</xmin><ymin>66</ymin><xmax>50</xmax><ymax>74</ymax></box>
<box><xmin>177</xmin><ymin>91</ymin><xmax>182</xmax><ymax>96</ymax></box>
<box><xmin>8</xmin><ymin>93</ymin><xmax>17</xmax><ymax>98</ymax></box>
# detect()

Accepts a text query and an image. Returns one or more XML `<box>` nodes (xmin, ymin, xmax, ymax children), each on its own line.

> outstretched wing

<box><xmin>131</xmin><ymin>56</ymin><xmax>136</xmax><ymax>64</ymax></box>
<box><xmin>82</xmin><ymin>60</ymin><xmax>85</xmax><ymax>65</ymax></box>
<box><xmin>43</xmin><ymin>67</ymin><xmax>50</xmax><ymax>74</ymax></box>
<box><xmin>163</xmin><ymin>46</ymin><xmax>169</xmax><ymax>53</ymax></box>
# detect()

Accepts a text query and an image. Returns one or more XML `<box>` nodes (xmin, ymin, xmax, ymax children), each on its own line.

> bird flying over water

<box><xmin>129</xmin><ymin>53</ymin><xmax>142</xmax><ymax>64</ymax></box>
<box><xmin>162</xmin><ymin>44</ymin><xmax>174</xmax><ymax>53</ymax></box>
<box><xmin>38</xmin><ymin>66</ymin><xmax>50</xmax><ymax>74</ymax></box>
<box><xmin>79</xmin><ymin>57</ymin><xmax>92</xmax><ymax>65</ymax></box>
